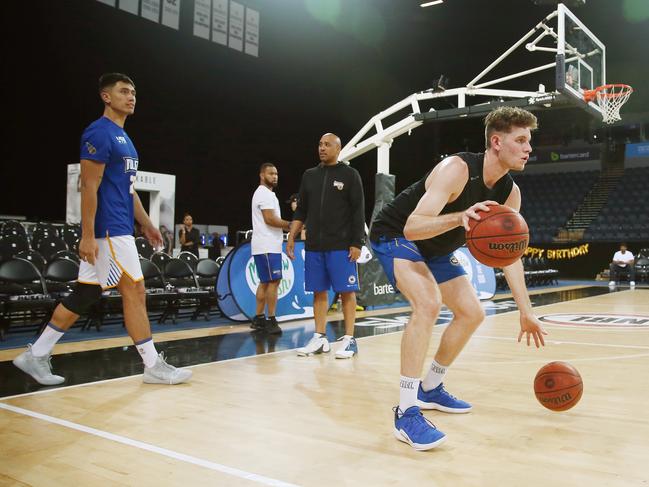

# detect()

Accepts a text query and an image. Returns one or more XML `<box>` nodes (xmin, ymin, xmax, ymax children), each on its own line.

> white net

<box><xmin>595</xmin><ymin>85</ymin><xmax>633</xmax><ymax>124</ymax></box>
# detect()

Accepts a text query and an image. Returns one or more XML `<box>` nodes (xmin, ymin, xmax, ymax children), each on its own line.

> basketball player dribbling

<box><xmin>13</xmin><ymin>73</ymin><xmax>191</xmax><ymax>386</ymax></box>
<box><xmin>369</xmin><ymin>107</ymin><xmax>547</xmax><ymax>450</ymax></box>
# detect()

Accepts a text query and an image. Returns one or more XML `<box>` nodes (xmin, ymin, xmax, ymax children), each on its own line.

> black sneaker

<box><xmin>264</xmin><ymin>316</ymin><xmax>282</xmax><ymax>335</ymax></box>
<box><xmin>250</xmin><ymin>315</ymin><xmax>266</xmax><ymax>330</ymax></box>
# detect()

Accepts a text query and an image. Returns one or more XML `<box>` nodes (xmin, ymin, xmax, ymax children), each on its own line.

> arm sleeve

<box><xmin>349</xmin><ymin>168</ymin><xmax>366</xmax><ymax>248</ymax></box>
<box><xmin>292</xmin><ymin>174</ymin><xmax>308</xmax><ymax>222</ymax></box>
<box><xmin>80</xmin><ymin>126</ymin><xmax>111</xmax><ymax>164</ymax></box>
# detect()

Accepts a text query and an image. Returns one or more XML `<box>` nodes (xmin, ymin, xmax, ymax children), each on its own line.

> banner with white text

<box><xmin>228</xmin><ymin>1</ymin><xmax>244</xmax><ymax>51</ymax></box>
<box><xmin>212</xmin><ymin>0</ymin><xmax>228</xmax><ymax>46</ymax></box>
<box><xmin>161</xmin><ymin>0</ymin><xmax>180</xmax><ymax>30</ymax></box>
<box><xmin>194</xmin><ymin>0</ymin><xmax>212</xmax><ymax>40</ymax></box>
<box><xmin>118</xmin><ymin>0</ymin><xmax>139</xmax><ymax>15</ymax></box>
<box><xmin>244</xmin><ymin>7</ymin><xmax>259</xmax><ymax>57</ymax></box>
<box><xmin>141</xmin><ymin>0</ymin><xmax>160</xmax><ymax>22</ymax></box>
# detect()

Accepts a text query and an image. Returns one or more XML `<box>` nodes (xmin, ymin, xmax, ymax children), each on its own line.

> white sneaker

<box><xmin>630</xmin><ymin>281</ymin><xmax>636</xmax><ymax>287</ymax></box>
<box><xmin>143</xmin><ymin>353</ymin><xmax>192</xmax><ymax>384</ymax></box>
<box><xmin>335</xmin><ymin>336</ymin><xmax>358</xmax><ymax>359</ymax></box>
<box><xmin>296</xmin><ymin>335</ymin><xmax>330</xmax><ymax>356</ymax></box>
<box><xmin>608</xmin><ymin>281</ymin><xmax>615</xmax><ymax>286</ymax></box>
<box><xmin>13</xmin><ymin>345</ymin><xmax>65</xmax><ymax>385</ymax></box>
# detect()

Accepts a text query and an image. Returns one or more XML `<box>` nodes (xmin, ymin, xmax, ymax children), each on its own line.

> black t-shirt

<box><xmin>179</xmin><ymin>226</ymin><xmax>201</xmax><ymax>257</ymax></box>
<box><xmin>370</xmin><ymin>152</ymin><xmax>513</xmax><ymax>258</ymax></box>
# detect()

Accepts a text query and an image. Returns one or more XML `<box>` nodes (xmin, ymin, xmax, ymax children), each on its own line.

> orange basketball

<box><xmin>466</xmin><ymin>204</ymin><xmax>529</xmax><ymax>267</ymax></box>
<box><xmin>534</xmin><ymin>361</ymin><xmax>583</xmax><ymax>411</ymax></box>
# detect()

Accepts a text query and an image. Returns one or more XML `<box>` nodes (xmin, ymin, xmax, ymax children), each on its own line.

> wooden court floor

<box><xmin>1</xmin><ymin>289</ymin><xmax>648</xmax><ymax>486</ymax></box>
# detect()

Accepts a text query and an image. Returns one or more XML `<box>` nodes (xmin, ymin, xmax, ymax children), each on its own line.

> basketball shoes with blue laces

<box><xmin>334</xmin><ymin>336</ymin><xmax>358</xmax><ymax>359</ymax></box>
<box><xmin>393</xmin><ymin>406</ymin><xmax>446</xmax><ymax>451</ymax></box>
<box><xmin>416</xmin><ymin>382</ymin><xmax>472</xmax><ymax>413</ymax></box>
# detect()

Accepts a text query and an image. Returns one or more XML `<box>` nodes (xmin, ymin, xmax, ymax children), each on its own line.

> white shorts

<box><xmin>78</xmin><ymin>235</ymin><xmax>144</xmax><ymax>290</ymax></box>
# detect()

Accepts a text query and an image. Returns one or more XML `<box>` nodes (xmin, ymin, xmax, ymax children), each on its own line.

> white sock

<box><xmin>421</xmin><ymin>359</ymin><xmax>447</xmax><ymax>392</ymax></box>
<box><xmin>31</xmin><ymin>323</ymin><xmax>65</xmax><ymax>357</ymax></box>
<box><xmin>314</xmin><ymin>332</ymin><xmax>324</xmax><ymax>340</ymax></box>
<box><xmin>135</xmin><ymin>338</ymin><xmax>159</xmax><ymax>368</ymax></box>
<box><xmin>399</xmin><ymin>375</ymin><xmax>420</xmax><ymax>413</ymax></box>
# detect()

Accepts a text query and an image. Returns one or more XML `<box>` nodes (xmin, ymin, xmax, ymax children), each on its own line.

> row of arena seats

<box><xmin>515</xmin><ymin>170</ymin><xmax>599</xmax><ymax>244</ymax></box>
<box><xmin>1</xmin><ymin>220</ymin><xmax>81</xmax><ymax>264</ymax></box>
<box><xmin>495</xmin><ymin>256</ymin><xmax>559</xmax><ymax>290</ymax></box>
<box><xmin>584</xmin><ymin>167</ymin><xmax>649</xmax><ymax>242</ymax></box>
<box><xmin>0</xmin><ymin>252</ymin><xmax>223</xmax><ymax>340</ymax></box>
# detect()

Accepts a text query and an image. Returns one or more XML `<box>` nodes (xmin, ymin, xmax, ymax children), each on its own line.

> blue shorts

<box><xmin>370</xmin><ymin>237</ymin><xmax>466</xmax><ymax>289</ymax></box>
<box><xmin>305</xmin><ymin>250</ymin><xmax>360</xmax><ymax>293</ymax></box>
<box><xmin>254</xmin><ymin>253</ymin><xmax>283</xmax><ymax>283</ymax></box>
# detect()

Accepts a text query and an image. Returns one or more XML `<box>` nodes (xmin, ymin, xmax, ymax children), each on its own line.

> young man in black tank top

<box><xmin>370</xmin><ymin>107</ymin><xmax>547</xmax><ymax>451</ymax></box>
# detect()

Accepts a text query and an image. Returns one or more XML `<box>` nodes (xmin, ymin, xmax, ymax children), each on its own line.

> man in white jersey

<box><xmin>250</xmin><ymin>163</ymin><xmax>291</xmax><ymax>334</ymax></box>
<box><xmin>13</xmin><ymin>73</ymin><xmax>191</xmax><ymax>386</ymax></box>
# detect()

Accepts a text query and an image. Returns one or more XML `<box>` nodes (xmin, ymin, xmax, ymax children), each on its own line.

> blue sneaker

<box><xmin>393</xmin><ymin>406</ymin><xmax>446</xmax><ymax>451</ymax></box>
<box><xmin>417</xmin><ymin>383</ymin><xmax>472</xmax><ymax>413</ymax></box>
<box><xmin>335</xmin><ymin>336</ymin><xmax>358</xmax><ymax>359</ymax></box>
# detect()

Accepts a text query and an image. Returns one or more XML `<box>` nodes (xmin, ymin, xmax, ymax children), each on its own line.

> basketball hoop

<box><xmin>583</xmin><ymin>84</ymin><xmax>633</xmax><ymax>124</ymax></box>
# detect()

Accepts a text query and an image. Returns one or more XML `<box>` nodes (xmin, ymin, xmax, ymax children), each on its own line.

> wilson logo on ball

<box><xmin>539</xmin><ymin>392</ymin><xmax>573</xmax><ymax>406</ymax></box>
<box><xmin>487</xmin><ymin>239</ymin><xmax>528</xmax><ymax>253</ymax></box>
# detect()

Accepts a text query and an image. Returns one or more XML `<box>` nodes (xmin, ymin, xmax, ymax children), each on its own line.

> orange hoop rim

<box><xmin>583</xmin><ymin>84</ymin><xmax>633</xmax><ymax>103</ymax></box>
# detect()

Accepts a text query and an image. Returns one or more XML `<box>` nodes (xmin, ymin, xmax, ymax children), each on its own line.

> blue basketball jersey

<box><xmin>79</xmin><ymin>116</ymin><xmax>138</xmax><ymax>238</ymax></box>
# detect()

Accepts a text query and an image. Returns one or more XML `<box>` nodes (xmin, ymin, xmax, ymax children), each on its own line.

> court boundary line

<box><xmin>1</xmin><ymin>288</ymin><xmax>642</xmax><ymax>402</ymax></box>
<box><xmin>0</xmin><ymin>402</ymin><xmax>298</xmax><ymax>487</ymax></box>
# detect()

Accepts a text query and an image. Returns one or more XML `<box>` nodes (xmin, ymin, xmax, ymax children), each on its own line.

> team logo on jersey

<box><xmin>348</xmin><ymin>275</ymin><xmax>357</xmax><ymax>284</ymax></box>
<box><xmin>85</xmin><ymin>141</ymin><xmax>97</xmax><ymax>155</ymax></box>
<box><xmin>115</xmin><ymin>136</ymin><xmax>128</xmax><ymax>144</ymax></box>
<box><xmin>333</xmin><ymin>180</ymin><xmax>344</xmax><ymax>190</ymax></box>
<box><xmin>450</xmin><ymin>256</ymin><xmax>461</xmax><ymax>266</ymax></box>
<box><xmin>123</xmin><ymin>157</ymin><xmax>139</xmax><ymax>173</ymax></box>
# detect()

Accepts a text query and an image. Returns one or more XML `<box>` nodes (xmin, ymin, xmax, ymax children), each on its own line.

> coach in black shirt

<box><xmin>287</xmin><ymin>133</ymin><xmax>364</xmax><ymax>359</ymax></box>
<box><xmin>179</xmin><ymin>213</ymin><xmax>200</xmax><ymax>257</ymax></box>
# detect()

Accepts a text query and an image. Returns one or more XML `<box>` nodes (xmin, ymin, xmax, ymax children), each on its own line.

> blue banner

<box><xmin>625</xmin><ymin>142</ymin><xmax>649</xmax><ymax>159</ymax></box>
<box><xmin>217</xmin><ymin>241</ymin><xmax>334</xmax><ymax>322</ymax></box>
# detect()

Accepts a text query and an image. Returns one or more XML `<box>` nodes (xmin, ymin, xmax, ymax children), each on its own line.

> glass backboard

<box><xmin>556</xmin><ymin>3</ymin><xmax>606</xmax><ymax>118</ymax></box>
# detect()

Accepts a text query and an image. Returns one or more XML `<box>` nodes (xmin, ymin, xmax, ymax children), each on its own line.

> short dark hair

<box><xmin>99</xmin><ymin>73</ymin><xmax>135</xmax><ymax>93</ymax></box>
<box><xmin>259</xmin><ymin>162</ymin><xmax>276</xmax><ymax>173</ymax></box>
<box><xmin>484</xmin><ymin>106</ymin><xmax>538</xmax><ymax>149</ymax></box>
<box><xmin>183</xmin><ymin>213</ymin><xmax>192</xmax><ymax>218</ymax></box>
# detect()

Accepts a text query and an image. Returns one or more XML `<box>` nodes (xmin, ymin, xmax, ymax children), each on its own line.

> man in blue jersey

<box><xmin>13</xmin><ymin>73</ymin><xmax>191</xmax><ymax>385</ymax></box>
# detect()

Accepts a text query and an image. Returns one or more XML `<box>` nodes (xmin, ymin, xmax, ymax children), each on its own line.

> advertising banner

<box><xmin>528</xmin><ymin>146</ymin><xmax>601</xmax><ymax>164</ymax></box>
<box><xmin>216</xmin><ymin>241</ymin><xmax>334</xmax><ymax>322</ymax></box>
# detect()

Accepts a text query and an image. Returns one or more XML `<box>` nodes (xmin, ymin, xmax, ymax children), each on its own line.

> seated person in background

<box><xmin>179</xmin><ymin>213</ymin><xmax>200</xmax><ymax>257</ymax></box>
<box><xmin>609</xmin><ymin>243</ymin><xmax>635</xmax><ymax>287</ymax></box>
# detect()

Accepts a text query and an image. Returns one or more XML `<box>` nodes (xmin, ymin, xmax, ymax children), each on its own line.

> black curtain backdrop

<box><xmin>2</xmin><ymin>0</ymin><xmax>647</xmax><ymax>239</ymax></box>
